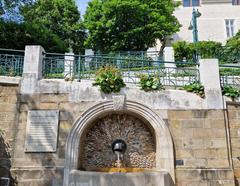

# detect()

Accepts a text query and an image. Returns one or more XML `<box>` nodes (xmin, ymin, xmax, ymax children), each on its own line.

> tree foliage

<box><xmin>173</xmin><ymin>41</ymin><xmax>222</xmax><ymax>62</ymax></box>
<box><xmin>0</xmin><ymin>0</ymin><xmax>34</xmax><ymax>20</ymax></box>
<box><xmin>0</xmin><ymin>19</ymin><xmax>68</xmax><ymax>53</ymax></box>
<box><xmin>21</xmin><ymin>0</ymin><xmax>85</xmax><ymax>53</ymax></box>
<box><xmin>222</xmin><ymin>30</ymin><xmax>240</xmax><ymax>63</ymax></box>
<box><xmin>84</xmin><ymin>0</ymin><xmax>180</xmax><ymax>53</ymax></box>
<box><xmin>173</xmin><ymin>32</ymin><xmax>240</xmax><ymax>64</ymax></box>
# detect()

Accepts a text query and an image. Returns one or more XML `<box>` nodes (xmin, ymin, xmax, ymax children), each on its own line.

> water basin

<box><xmin>91</xmin><ymin>167</ymin><xmax>148</xmax><ymax>173</ymax></box>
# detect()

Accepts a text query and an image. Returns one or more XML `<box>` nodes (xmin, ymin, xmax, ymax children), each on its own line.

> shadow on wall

<box><xmin>0</xmin><ymin>133</ymin><xmax>17</xmax><ymax>186</ymax></box>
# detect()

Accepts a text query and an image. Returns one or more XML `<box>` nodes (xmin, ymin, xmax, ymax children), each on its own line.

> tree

<box><xmin>0</xmin><ymin>0</ymin><xmax>33</xmax><ymax>21</ymax></box>
<box><xmin>223</xmin><ymin>30</ymin><xmax>240</xmax><ymax>63</ymax></box>
<box><xmin>0</xmin><ymin>19</ymin><xmax>68</xmax><ymax>53</ymax></box>
<box><xmin>83</xmin><ymin>0</ymin><xmax>180</xmax><ymax>54</ymax></box>
<box><xmin>21</xmin><ymin>0</ymin><xmax>85</xmax><ymax>53</ymax></box>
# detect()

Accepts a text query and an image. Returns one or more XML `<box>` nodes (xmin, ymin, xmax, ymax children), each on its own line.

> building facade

<box><xmin>173</xmin><ymin>0</ymin><xmax>240</xmax><ymax>43</ymax></box>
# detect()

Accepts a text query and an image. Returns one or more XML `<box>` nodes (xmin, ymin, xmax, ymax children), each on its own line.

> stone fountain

<box><xmin>64</xmin><ymin>100</ymin><xmax>175</xmax><ymax>186</ymax></box>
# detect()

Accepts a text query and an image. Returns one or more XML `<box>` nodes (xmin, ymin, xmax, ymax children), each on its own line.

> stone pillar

<box><xmin>199</xmin><ymin>59</ymin><xmax>223</xmax><ymax>109</ymax></box>
<box><xmin>23</xmin><ymin>45</ymin><xmax>45</xmax><ymax>79</ymax></box>
<box><xmin>21</xmin><ymin>45</ymin><xmax>45</xmax><ymax>94</ymax></box>
<box><xmin>64</xmin><ymin>53</ymin><xmax>74</xmax><ymax>80</ymax></box>
<box><xmin>164</xmin><ymin>47</ymin><xmax>176</xmax><ymax>73</ymax></box>
<box><xmin>84</xmin><ymin>49</ymin><xmax>94</xmax><ymax>70</ymax></box>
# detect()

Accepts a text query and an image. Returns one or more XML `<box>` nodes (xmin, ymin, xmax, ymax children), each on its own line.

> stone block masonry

<box><xmin>0</xmin><ymin>46</ymin><xmax>238</xmax><ymax>185</ymax></box>
<box><xmin>0</xmin><ymin>84</ymin><xmax>20</xmax><ymax>185</ymax></box>
<box><xmin>227</xmin><ymin>103</ymin><xmax>240</xmax><ymax>185</ymax></box>
<box><xmin>0</xmin><ymin>82</ymin><xmax>235</xmax><ymax>186</ymax></box>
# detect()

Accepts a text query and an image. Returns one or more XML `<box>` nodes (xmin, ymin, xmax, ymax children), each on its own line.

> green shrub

<box><xmin>195</xmin><ymin>41</ymin><xmax>222</xmax><ymax>58</ymax></box>
<box><xmin>173</xmin><ymin>34</ymin><xmax>240</xmax><ymax>64</ymax></box>
<box><xmin>220</xmin><ymin>68</ymin><xmax>240</xmax><ymax>76</ymax></box>
<box><xmin>138</xmin><ymin>74</ymin><xmax>163</xmax><ymax>92</ymax></box>
<box><xmin>222</xmin><ymin>85</ymin><xmax>240</xmax><ymax>100</ymax></box>
<box><xmin>173</xmin><ymin>41</ymin><xmax>222</xmax><ymax>62</ymax></box>
<box><xmin>221</xmin><ymin>31</ymin><xmax>240</xmax><ymax>64</ymax></box>
<box><xmin>182</xmin><ymin>82</ymin><xmax>205</xmax><ymax>98</ymax></box>
<box><xmin>93</xmin><ymin>65</ymin><xmax>126</xmax><ymax>94</ymax></box>
<box><xmin>173</xmin><ymin>41</ymin><xmax>195</xmax><ymax>62</ymax></box>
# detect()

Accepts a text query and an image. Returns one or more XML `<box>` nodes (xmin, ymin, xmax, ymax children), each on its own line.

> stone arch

<box><xmin>63</xmin><ymin>100</ymin><xmax>175</xmax><ymax>186</ymax></box>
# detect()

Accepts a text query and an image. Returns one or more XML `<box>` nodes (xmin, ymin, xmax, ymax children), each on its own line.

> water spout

<box><xmin>111</xmin><ymin>139</ymin><xmax>127</xmax><ymax>169</ymax></box>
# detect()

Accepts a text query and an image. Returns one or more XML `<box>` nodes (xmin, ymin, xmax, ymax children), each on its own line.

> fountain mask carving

<box><xmin>80</xmin><ymin>114</ymin><xmax>156</xmax><ymax>171</ymax></box>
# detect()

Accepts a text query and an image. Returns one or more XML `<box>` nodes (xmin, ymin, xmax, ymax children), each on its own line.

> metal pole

<box><xmin>192</xmin><ymin>9</ymin><xmax>198</xmax><ymax>43</ymax></box>
<box><xmin>189</xmin><ymin>8</ymin><xmax>201</xmax><ymax>62</ymax></box>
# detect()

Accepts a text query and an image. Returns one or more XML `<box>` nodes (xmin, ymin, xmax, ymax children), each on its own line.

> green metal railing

<box><xmin>0</xmin><ymin>49</ymin><xmax>24</xmax><ymax>77</ymax></box>
<box><xmin>42</xmin><ymin>53</ymin><xmax>65</xmax><ymax>79</ymax></box>
<box><xmin>219</xmin><ymin>64</ymin><xmax>240</xmax><ymax>88</ymax></box>
<box><xmin>43</xmin><ymin>53</ymin><xmax>199</xmax><ymax>87</ymax></box>
<box><xmin>94</xmin><ymin>51</ymin><xmax>160</xmax><ymax>62</ymax></box>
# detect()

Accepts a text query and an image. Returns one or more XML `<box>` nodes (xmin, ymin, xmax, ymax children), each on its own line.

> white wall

<box><xmin>173</xmin><ymin>3</ymin><xmax>240</xmax><ymax>43</ymax></box>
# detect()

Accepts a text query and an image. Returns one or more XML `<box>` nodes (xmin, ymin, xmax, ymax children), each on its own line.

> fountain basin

<box><xmin>69</xmin><ymin>170</ymin><xmax>174</xmax><ymax>186</ymax></box>
<box><xmin>91</xmin><ymin>167</ymin><xmax>147</xmax><ymax>173</ymax></box>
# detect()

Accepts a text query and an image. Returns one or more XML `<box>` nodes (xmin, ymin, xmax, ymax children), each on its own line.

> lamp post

<box><xmin>188</xmin><ymin>8</ymin><xmax>201</xmax><ymax>62</ymax></box>
<box><xmin>188</xmin><ymin>8</ymin><xmax>201</xmax><ymax>43</ymax></box>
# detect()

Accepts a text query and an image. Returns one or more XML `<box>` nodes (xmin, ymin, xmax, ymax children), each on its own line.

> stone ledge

<box><xmin>0</xmin><ymin>76</ymin><xmax>21</xmax><ymax>85</ymax></box>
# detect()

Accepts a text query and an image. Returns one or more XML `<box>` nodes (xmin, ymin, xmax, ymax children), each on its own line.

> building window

<box><xmin>183</xmin><ymin>0</ymin><xmax>200</xmax><ymax>7</ymax></box>
<box><xmin>232</xmin><ymin>0</ymin><xmax>240</xmax><ymax>5</ymax></box>
<box><xmin>225</xmin><ymin>19</ymin><xmax>235</xmax><ymax>38</ymax></box>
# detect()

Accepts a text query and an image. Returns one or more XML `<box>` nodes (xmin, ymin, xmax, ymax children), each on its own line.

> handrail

<box><xmin>0</xmin><ymin>48</ymin><xmax>25</xmax><ymax>53</ymax></box>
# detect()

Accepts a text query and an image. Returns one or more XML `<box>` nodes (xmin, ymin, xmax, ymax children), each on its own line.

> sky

<box><xmin>76</xmin><ymin>0</ymin><xmax>90</xmax><ymax>16</ymax></box>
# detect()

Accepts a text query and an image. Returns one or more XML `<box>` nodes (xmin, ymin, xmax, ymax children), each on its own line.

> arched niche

<box><xmin>63</xmin><ymin>100</ymin><xmax>175</xmax><ymax>186</ymax></box>
<box><xmin>79</xmin><ymin>112</ymin><xmax>156</xmax><ymax>170</ymax></box>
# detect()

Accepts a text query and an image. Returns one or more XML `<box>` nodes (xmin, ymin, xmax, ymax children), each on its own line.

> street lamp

<box><xmin>188</xmin><ymin>8</ymin><xmax>201</xmax><ymax>43</ymax></box>
<box><xmin>188</xmin><ymin>8</ymin><xmax>201</xmax><ymax>62</ymax></box>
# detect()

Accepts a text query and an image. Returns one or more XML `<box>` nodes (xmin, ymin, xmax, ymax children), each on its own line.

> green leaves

<box><xmin>93</xmin><ymin>65</ymin><xmax>126</xmax><ymax>94</ymax></box>
<box><xmin>173</xmin><ymin>31</ymin><xmax>240</xmax><ymax>64</ymax></box>
<box><xmin>222</xmin><ymin>86</ymin><xmax>240</xmax><ymax>100</ymax></box>
<box><xmin>138</xmin><ymin>74</ymin><xmax>163</xmax><ymax>92</ymax></box>
<box><xmin>0</xmin><ymin>20</ymin><xmax>68</xmax><ymax>53</ymax></box>
<box><xmin>221</xmin><ymin>31</ymin><xmax>240</xmax><ymax>64</ymax></box>
<box><xmin>173</xmin><ymin>41</ymin><xmax>222</xmax><ymax>63</ymax></box>
<box><xmin>84</xmin><ymin>0</ymin><xmax>180</xmax><ymax>53</ymax></box>
<box><xmin>182</xmin><ymin>82</ymin><xmax>205</xmax><ymax>98</ymax></box>
<box><xmin>21</xmin><ymin>0</ymin><xmax>85</xmax><ymax>53</ymax></box>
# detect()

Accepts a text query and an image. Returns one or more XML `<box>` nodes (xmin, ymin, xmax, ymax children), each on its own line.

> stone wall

<box><xmin>0</xmin><ymin>82</ymin><xmax>239</xmax><ymax>185</ymax></box>
<box><xmin>0</xmin><ymin>84</ymin><xmax>19</xmax><ymax>185</ymax></box>
<box><xmin>227</xmin><ymin>103</ymin><xmax>240</xmax><ymax>185</ymax></box>
<box><xmin>168</xmin><ymin>110</ymin><xmax>235</xmax><ymax>185</ymax></box>
<box><xmin>12</xmin><ymin>93</ymin><xmax>96</xmax><ymax>186</ymax></box>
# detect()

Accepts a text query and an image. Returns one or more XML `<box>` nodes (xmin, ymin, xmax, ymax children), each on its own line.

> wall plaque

<box><xmin>25</xmin><ymin>110</ymin><xmax>59</xmax><ymax>152</ymax></box>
